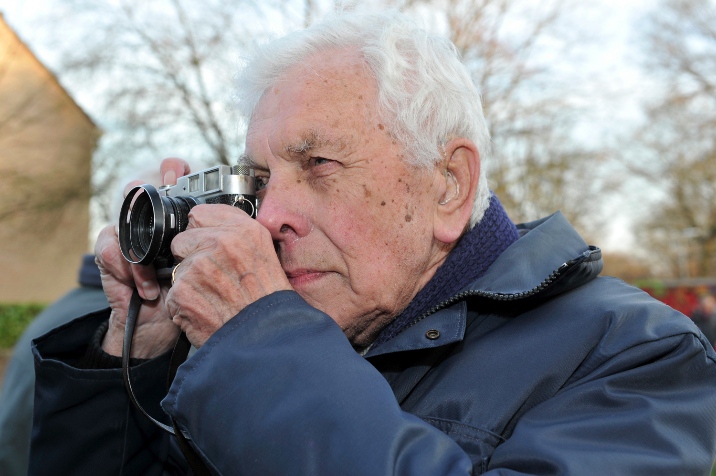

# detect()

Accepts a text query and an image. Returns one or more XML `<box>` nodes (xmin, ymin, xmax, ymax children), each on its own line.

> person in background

<box><xmin>29</xmin><ymin>9</ymin><xmax>716</xmax><ymax>475</ymax></box>
<box><xmin>0</xmin><ymin>254</ymin><xmax>107</xmax><ymax>476</ymax></box>
<box><xmin>692</xmin><ymin>293</ymin><xmax>716</xmax><ymax>347</ymax></box>
<box><xmin>0</xmin><ymin>167</ymin><xmax>162</xmax><ymax>476</ymax></box>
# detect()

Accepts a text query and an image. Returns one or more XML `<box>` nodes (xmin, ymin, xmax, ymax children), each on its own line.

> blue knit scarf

<box><xmin>372</xmin><ymin>193</ymin><xmax>519</xmax><ymax>348</ymax></box>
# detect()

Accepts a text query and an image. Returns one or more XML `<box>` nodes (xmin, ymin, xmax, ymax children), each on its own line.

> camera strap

<box><xmin>123</xmin><ymin>288</ymin><xmax>211</xmax><ymax>476</ymax></box>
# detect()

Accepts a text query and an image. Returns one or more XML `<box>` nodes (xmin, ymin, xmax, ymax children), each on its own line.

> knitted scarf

<box><xmin>371</xmin><ymin>193</ymin><xmax>519</xmax><ymax>348</ymax></box>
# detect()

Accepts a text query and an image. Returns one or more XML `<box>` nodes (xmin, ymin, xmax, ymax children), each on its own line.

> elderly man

<box><xmin>30</xmin><ymin>10</ymin><xmax>716</xmax><ymax>476</ymax></box>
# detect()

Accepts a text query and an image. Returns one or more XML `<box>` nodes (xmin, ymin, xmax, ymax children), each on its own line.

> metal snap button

<box><xmin>425</xmin><ymin>329</ymin><xmax>440</xmax><ymax>340</ymax></box>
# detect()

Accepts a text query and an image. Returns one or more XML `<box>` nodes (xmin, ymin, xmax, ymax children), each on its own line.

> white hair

<box><xmin>235</xmin><ymin>9</ymin><xmax>491</xmax><ymax>227</ymax></box>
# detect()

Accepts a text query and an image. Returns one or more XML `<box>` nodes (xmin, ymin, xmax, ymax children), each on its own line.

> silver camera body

<box><xmin>119</xmin><ymin>163</ymin><xmax>257</xmax><ymax>269</ymax></box>
<box><xmin>163</xmin><ymin>164</ymin><xmax>256</xmax><ymax>211</ymax></box>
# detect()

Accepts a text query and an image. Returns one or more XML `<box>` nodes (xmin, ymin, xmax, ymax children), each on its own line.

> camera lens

<box><xmin>118</xmin><ymin>184</ymin><xmax>196</xmax><ymax>266</ymax></box>
<box><xmin>131</xmin><ymin>196</ymin><xmax>155</xmax><ymax>257</ymax></box>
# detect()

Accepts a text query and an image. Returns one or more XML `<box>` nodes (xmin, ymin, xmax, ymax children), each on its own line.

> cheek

<box><xmin>316</xmin><ymin>166</ymin><xmax>435</xmax><ymax>264</ymax></box>
<box><xmin>328</xmin><ymin>193</ymin><xmax>431</xmax><ymax>271</ymax></box>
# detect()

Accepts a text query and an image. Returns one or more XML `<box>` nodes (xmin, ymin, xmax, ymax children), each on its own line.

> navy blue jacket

<box><xmin>0</xmin><ymin>254</ymin><xmax>107</xmax><ymax>476</ymax></box>
<box><xmin>31</xmin><ymin>213</ymin><xmax>716</xmax><ymax>475</ymax></box>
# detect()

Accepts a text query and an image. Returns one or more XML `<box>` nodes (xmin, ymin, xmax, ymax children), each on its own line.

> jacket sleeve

<box><xmin>30</xmin><ymin>309</ymin><xmax>183</xmax><ymax>476</ymax></box>
<box><xmin>162</xmin><ymin>291</ymin><xmax>474</xmax><ymax>475</ymax></box>
<box><xmin>31</xmin><ymin>289</ymin><xmax>716</xmax><ymax>475</ymax></box>
<box><xmin>484</xmin><ymin>299</ymin><xmax>716</xmax><ymax>475</ymax></box>
<box><xmin>0</xmin><ymin>288</ymin><xmax>108</xmax><ymax>476</ymax></box>
<box><xmin>165</xmin><ymin>290</ymin><xmax>716</xmax><ymax>476</ymax></box>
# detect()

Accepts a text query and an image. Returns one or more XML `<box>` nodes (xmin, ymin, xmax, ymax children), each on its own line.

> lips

<box><xmin>284</xmin><ymin>269</ymin><xmax>327</xmax><ymax>288</ymax></box>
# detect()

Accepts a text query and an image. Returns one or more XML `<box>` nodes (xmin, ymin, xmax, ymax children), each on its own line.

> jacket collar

<box><xmin>364</xmin><ymin>212</ymin><xmax>602</xmax><ymax>358</ymax></box>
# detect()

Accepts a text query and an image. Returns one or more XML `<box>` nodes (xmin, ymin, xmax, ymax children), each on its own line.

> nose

<box><xmin>256</xmin><ymin>179</ymin><xmax>313</xmax><ymax>242</ymax></box>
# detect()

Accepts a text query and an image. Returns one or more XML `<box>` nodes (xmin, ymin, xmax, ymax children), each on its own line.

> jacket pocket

<box><xmin>421</xmin><ymin>416</ymin><xmax>503</xmax><ymax>475</ymax></box>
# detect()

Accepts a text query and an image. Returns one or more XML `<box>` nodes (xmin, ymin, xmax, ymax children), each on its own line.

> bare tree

<box><xmin>385</xmin><ymin>0</ymin><xmax>620</xmax><ymax>239</ymax></box>
<box><xmin>46</xmin><ymin>0</ymin><xmax>287</xmax><ymax>225</ymax></box>
<box><xmin>631</xmin><ymin>0</ymin><xmax>716</xmax><ymax>277</ymax></box>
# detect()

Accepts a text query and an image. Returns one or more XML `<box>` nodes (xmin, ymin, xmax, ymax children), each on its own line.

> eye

<box><xmin>255</xmin><ymin>175</ymin><xmax>269</xmax><ymax>191</ymax></box>
<box><xmin>311</xmin><ymin>157</ymin><xmax>332</xmax><ymax>166</ymax></box>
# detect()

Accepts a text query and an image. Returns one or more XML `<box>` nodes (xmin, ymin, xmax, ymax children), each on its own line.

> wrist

<box><xmin>104</xmin><ymin>307</ymin><xmax>180</xmax><ymax>359</ymax></box>
<box><xmin>78</xmin><ymin>320</ymin><xmax>149</xmax><ymax>369</ymax></box>
<box><xmin>101</xmin><ymin>310</ymin><xmax>126</xmax><ymax>357</ymax></box>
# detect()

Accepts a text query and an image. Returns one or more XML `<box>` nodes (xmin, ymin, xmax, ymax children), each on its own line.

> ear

<box><xmin>433</xmin><ymin>138</ymin><xmax>481</xmax><ymax>244</ymax></box>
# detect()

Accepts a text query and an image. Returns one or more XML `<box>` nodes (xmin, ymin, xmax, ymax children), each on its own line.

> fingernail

<box><xmin>163</xmin><ymin>170</ymin><xmax>177</xmax><ymax>185</ymax></box>
<box><xmin>142</xmin><ymin>281</ymin><xmax>159</xmax><ymax>301</ymax></box>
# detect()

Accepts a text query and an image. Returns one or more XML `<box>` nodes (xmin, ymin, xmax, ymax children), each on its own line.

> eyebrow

<box><xmin>240</xmin><ymin>129</ymin><xmax>349</xmax><ymax>169</ymax></box>
<box><xmin>285</xmin><ymin>130</ymin><xmax>325</xmax><ymax>157</ymax></box>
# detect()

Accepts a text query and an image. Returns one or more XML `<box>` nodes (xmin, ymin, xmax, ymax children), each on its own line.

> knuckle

<box><xmin>214</xmin><ymin>231</ymin><xmax>235</xmax><ymax>251</ymax></box>
<box><xmin>186</xmin><ymin>207</ymin><xmax>204</xmax><ymax>228</ymax></box>
<box><xmin>96</xmin><ymin>239</ymin><xmax>117</xmax><ymax>264</ymax></box>
<box><xmin>170</xmin><ymin>233</ymin><xmax>189</xmax><ymax>260</ymax></box>
<box><xmin>95</xmin><ymin>225</ymin><xmax>115</xmax><ymax>245</ymax></box>
<box><xmin>165</xmin><ymin>291</ymin><xmax>179</xmax><ymax>316</ymax></box>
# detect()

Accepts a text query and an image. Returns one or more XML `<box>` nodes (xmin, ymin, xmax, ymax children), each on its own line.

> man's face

<box><xmin>245</xmin><ymin>51</ymin><xmax>447</xmax><ymax>345</ymax></box>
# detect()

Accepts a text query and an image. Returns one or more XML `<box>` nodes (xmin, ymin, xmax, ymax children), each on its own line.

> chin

<box><xmin>338</xmin><ymin>312</ymin><xmax>393</xmax><ymax>349</ymax></box>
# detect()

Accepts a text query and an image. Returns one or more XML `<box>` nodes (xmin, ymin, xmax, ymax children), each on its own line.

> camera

<box><xmin>118</xmin><ymin>163</ymin><xmax>257</xmax><ymax>270</ymax></box>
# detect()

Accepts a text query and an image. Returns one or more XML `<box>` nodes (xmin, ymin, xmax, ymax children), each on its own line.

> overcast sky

<box><xmin>0</xmin><ymin>0</ymin><xmax>655</xmax><ymax>95</ymax></box>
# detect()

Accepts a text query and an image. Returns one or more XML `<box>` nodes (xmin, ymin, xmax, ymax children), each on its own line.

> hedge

<box><xmin>0</xmin><ymin>303</ymin><xmax>47</xmax><ymax>349</ymax></box>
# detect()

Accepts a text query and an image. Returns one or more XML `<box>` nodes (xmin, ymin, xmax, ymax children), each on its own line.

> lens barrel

<box><xmin>118</xmin><ymin>184</ymin><xmax>196</xmax><ymax>266</ymax></box>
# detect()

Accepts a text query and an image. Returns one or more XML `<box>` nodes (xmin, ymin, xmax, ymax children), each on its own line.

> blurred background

<box><xmin>0</xmin><ymin>0</ymin><xmax>715</xmax><ymax>363</ymax></box>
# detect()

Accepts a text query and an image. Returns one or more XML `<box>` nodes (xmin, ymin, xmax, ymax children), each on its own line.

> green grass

<box><xmin>0</xmin><ymin>303</ymin><xmax>46</xmax><ymax>348</ymax></box>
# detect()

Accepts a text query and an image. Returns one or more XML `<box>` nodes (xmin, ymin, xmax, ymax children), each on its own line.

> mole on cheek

<box><xmin>381</xmin><ymin>201</ymin><xmax>386</xmax><ymax>206</ymax></box>
<box><xmin>405</xmin><ymin>214</ymin><xmax>412</xmax><ymax>222</ymax></box>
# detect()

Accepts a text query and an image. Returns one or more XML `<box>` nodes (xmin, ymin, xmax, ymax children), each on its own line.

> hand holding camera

<box><xmin>97</xmin><ymin>158</ymin><xmax>291</xmax><ymax>357</ymax></box>
<box><xmin>118</xmin><ymin>162</ymin><xmax>258</xmax><ymax>270</ymax></box>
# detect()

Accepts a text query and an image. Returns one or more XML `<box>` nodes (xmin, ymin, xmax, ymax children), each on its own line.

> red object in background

<box><xmin>640</xmin><ymin>280</ymin><xmax>716</xmax><ymax>317</ymax></box>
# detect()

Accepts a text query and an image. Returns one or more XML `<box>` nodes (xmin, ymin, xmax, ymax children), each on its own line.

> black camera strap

<box><xmin>123</xmin><ymin>288</ymin><xmax>211</xmax><ymax>476</ymax></box>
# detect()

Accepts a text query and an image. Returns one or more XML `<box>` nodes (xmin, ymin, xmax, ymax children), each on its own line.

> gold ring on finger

<box><xmin>171</xmin><ymin>263</ymin><xmax>181</xmax><ymax>286</ymax></box>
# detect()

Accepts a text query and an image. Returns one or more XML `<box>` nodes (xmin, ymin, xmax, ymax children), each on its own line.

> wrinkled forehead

<box><xmin>246</xmin><ymin>51</ymin><xmax>382</xmax><ymax>153</ymax></box>
<box><xmin>253</xmin><ymin>49</ymin><xmax>376</xmax><ymax>115</ymax></box>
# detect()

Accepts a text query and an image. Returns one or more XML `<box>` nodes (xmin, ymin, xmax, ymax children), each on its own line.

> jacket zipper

<box><xmin>411</xmin><ymin>259</ymin><xmax>578</xmax><ymax>328</ymax></box>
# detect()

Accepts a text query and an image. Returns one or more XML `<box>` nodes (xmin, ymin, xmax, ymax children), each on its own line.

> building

<box><xmin>0</xmin><ymin>13</ymin><xmax>100</xmax><ymax>303</ymax></box>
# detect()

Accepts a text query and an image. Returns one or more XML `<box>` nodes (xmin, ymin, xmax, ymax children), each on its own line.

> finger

<box><xmin>171</xmin><ymin>214</ymin><xmax>271</xmax><ymax>264</ymax></box>
<box><xmin>122</xmin><ymin>179</ymin><xmax>146</xmax><ymax>199</ymax></box>
<box><xmin>185</xmin><ymin>204</ymin><xmax>253</xmax><ymax>229</ymax></box>
<box><xmin>96</xmin><ymin>225</ymin><xmax>161</xmax><ymax>300</ymax></box>
<box><xmin>95</xmin><ymin>225</ymin><xmax>134</xmax><ymax>286</ymax></box>
<box><xmin>169</xmin><ymin>227</ymin><xmax>215</xmax><ymax>263</ymax></box>
<box><xmin>173</xmin><ymin>205</ymin><xmax>256</xmax><ymax>260</ymax></box>
<box><xmin>131</xmin><ymin>261</ymin><xmax>161</xmax><ymax>301</ymax></box>
<box><xmin>160</xmin><ymin>158</ymin><xmax>192</xmax><ymax>186</ymax></box>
